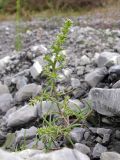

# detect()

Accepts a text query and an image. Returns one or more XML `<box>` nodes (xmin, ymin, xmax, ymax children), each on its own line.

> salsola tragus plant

<box><xmin>30</xmin><ymin>19</ymin><xmax>91</xmax><ymax>151</ymax></box>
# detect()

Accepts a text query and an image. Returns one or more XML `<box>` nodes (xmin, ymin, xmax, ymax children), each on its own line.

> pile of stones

<box><xmin>0</xmin><ymin>18</ymin><xmax>120</xmax><ymax>159</ymax></box>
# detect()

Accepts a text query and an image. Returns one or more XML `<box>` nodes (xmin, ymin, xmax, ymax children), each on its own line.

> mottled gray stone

<box><xmin>0</xmin><ymin>94</ymin><xmax>13</xmax><ymax>115</ymax></box>
<box><xmin>15</xmin><ymin>126</ymin><xmax>37</xmax><ymax>144</ymax></box>
<box><xmin>7</xmin><ymin>105</ymin><xmax>38</xmax><ymax>127</ymax></box>
<box><xmin>70</xmin><ymin>128</ymin><xmax>86</xmax><ymax>143</ymax></box>
<box><xmin>85</xmin><ymin>67</ymin><xmax>108</xmax><ymax>87</ymax></box>
<box><xmin>15</xmin><ymin>83</ymin><xmax>42</xmax><ymax>102</ymax></box>
<box><xmin>89</xmin><ymin>88</ymin><xmax>120</xmax><ymax>116</ymax></box>
<box><xmin>92</xmin><ymin>143</ymin><xmax>107</xmax><ymax>158</ymax></box>
<box><xmin>74</xmin><ymin>143</ymin><xmax>91</xmax><ymax>155</ymax></box>
<box><xmin>101</xmin><ymin>152</ymin><xmax>120</xmax><ymax>160</ymax></box>
<box><xmin>71</xmin><ymin>78</ymin><xmax>81</xmax><ymax>89</ymax></box>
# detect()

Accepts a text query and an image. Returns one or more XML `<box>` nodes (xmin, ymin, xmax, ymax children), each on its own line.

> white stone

<box><xmin>30</xmin><ymin>61</ymin><xmax>43</xmax><ymax>79</ymax></box>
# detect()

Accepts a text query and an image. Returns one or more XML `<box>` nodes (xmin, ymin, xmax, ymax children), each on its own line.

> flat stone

<box><xmin>15</xmin><ymin>83</ymin><xmax>42</xmax><ymax>102</ymax></box>
<box><xmin>89</xmin><ymin>88</ymin><xmax>120</xmax><ymax>116</ymax></box>
<box><xmin>0</xmin><ymin>94</ymin><xmax>13</xmax><ymax>115</ymax></box>
<box><xmin>85</xmin><ymin>67</ymin><xmax>108</xmax><ymax>87</ymax></box>
<box><xmin>7</xmin><ymin>105</ymin><xmax>38</xmax><ymax>128</ymax></box>
<box><xmin>101</xmin><ymin>152</ymin><xmax>120</xmax><ymax>160</ymax></box>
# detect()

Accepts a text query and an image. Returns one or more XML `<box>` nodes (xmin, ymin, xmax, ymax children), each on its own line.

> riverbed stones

<box><xmin>92</xmin><ymin>143</ymin><xmax>107</xmax><ymax>158</ymax></box>
<box><xmin>0</xmin><ymin>83</ymin><xmax>9</xmax><ymax>95</ymax></box>
<box><xmin>30</xmin><ymin>61</ymin><xmax>43</xmax><ymax>79</ymax></box>
<box><xmin>74</xmin><ymin>143</ymin><xmax>91</xmax><ymax>155</ymax></box>
<box><xmin>100</xmin><ymin>152</ymin><xmax>120</xmax><ymax>160</ymax></box>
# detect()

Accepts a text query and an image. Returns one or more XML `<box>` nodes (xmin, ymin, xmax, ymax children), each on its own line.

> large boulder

<box><xmin>89</xmin><ymin>88</ymin><xmax>120</xmax><ymax>116</ymax></box>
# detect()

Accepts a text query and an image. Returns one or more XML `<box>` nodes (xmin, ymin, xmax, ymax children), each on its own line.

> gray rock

<box><xmin>92</xmin><ymin>143</ymin><xmax>107</xmax><ymax>158</ymax></box>
<box><xmin>27</xmin><ymin>141</ymin><xmax>44</xmax><ymax>150</ymax></box>
<box><xmin>112</xmin><ymin>80</ymin><xmax>120</xmax><ymax>88</ymax></box>
<box><xmin>0</xmin><ymin>149</ymin><xmax>23</xmax><ymax>160</ymax></box>
<box><xmin>115</xmin><ymin>130</ymin><xmax>120</xmax><ymax>140</ymax></box>
<box><xmin>12</xmin><ymin>76</ymin><xmax>28</xmax><ymax>90</ymax></box>
<box><xmin>109</xmin><ymin>65</ymin><xmax>120</xmax><ymax>76</ymax></box>
<box><xmin>30</xmin><ymin>44</ymin><xmax>47</xmax><ymax>55</ymax></box>
<box><xmin>15</xmin><ymin>83</ymin><xmax>42</xmax><ymax>102</ymax></box>
<box><xmin>30</xmin><ymin>61</ymin><xmax>43</xmax><ymax>79</ymax></box>
<box><xmin>62</xmin><ymin>68</ymin><xmax>72</xmax><ymax>78</ymax></box>
<box><xmin>79</xmin><ymin>55</ymin><xmax>90</xmax><ymax>66</ymax></box>
<box><xmin>0</xmin><ymin>94</ymin><xmax>13</xmax><ymax>114</ymax></box>
<box><xmin>97</xmin><ymin>128</ymin><xmax>112</xmax><ymax>137</ymax></box>
<box><xmin>15</xmin><ymin>126</ymin><xmax>37</xmax><ymax>144</ymax></box>
<box><xmin>76</xmin><ymin>66</ymin><xmax>85</xmax><ymax>76</ymax></box>
<box><xmin>96</xmin><ymin>52</ymin><xmax>120</xmax><ymax>67</ymax></box>
<box><xmin>89</xmin><ymin>88</ymin><xmax>120</xmax><ymax>116</ymax></box>
<box><xmin>0</xmin><ymin>83</ymin><xmax>9</xmax><ymax>95</ymax></box>
<box><xmin>0</xmin><ymin>56</ymin><xmax>11</xmax><ymax>71</ymax></box>
<box><xmin>29</xmin><ymin>147</ymin><xmax>90</xmax><ymax>160</ymax></box>
<box><xmin>85</xmin><ymin>67</ymin><xmax>108</xmax><ymax>87</ymax></box>
<box><xmin>71</xmin><ymin>78</ymin><xmax>81</xmax><ymax>89</ymax></box>
<box><xmin>70</xmin><ymin>128</ymin><xmax>86</xmax><ymax>143</ymax></box>
<box><xmin>74</xmin><ymin>143</ymin><xmax>91</xmax><ymax>155</ymax></box>
<box><xmin>7</xmin><ymin>105</ymin><xmax>38</xmax><ymax>127</ymax></box>
<box><xmin>101</xmin><ymin>152</ymin><xmax>120</xmax><ymax>160</ymax></box>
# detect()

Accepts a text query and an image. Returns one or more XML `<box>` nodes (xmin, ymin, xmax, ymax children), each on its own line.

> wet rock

<box><xmin>15</xmin><ymin>83</ymin><xmax>42</xmax><ymax>102</ymax></box>
<box><xmin>7</xmin><ymin>104</ymin><xmax>38</xmax><ymax>128</ymax></box>
<box><xmin>101</xmin><ymin>152</ymin><xmax>120</xmax><ymax>160</ymax></box>
<box><xmin>92</xmin><ymin>143</ymin><xmax>107</xmax><ymax>158</ymax></box>
<box><xmin>85</xmin><ymin>67</ymin><xmax>108</xmax><ymax>87</ymax></box>
<box><xmin>0</xmin><ymin>94</ymin><xmax>14</xmax><ymax>115</ymax></box>
<box><xmin>89</xmin><ymin>88</ymin><xmax>120</xmax><ymax>116</ymax></box>
<box><xmin>70</xmin><ymin>128</ymin><xmax>86</xmax><ymax>143</ymax></box>
<box><xmin>74</xmin><ymin>143</ymin><xmax>91</xmax><ymax>155</ymax></box>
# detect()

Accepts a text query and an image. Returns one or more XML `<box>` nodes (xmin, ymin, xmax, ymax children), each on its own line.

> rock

<box><xmin>0</xmin><ymin>56</ymin><xmax>11</xmax><ymax>71</ymax></box>
<box><xmin>0</xmin><ymin>94</ymin><xmax>13</xmax><ymax>115</ymax></box>
<box><xmin>85</xmin><ymin>67</ymin><xmax>108</xmax><ymax>87</ymax></box>
<box><xmin>0</xmin><ymin>83</ymin><xmax>9</xmax><ymax>95</ymax></box>
<box><xmin>109</xmin><ymin>65</ymin><xmax>120</xmax><ymax>81</ymax></box>
<box><xmin>15</xmin><ymin>126</ymin><xmax>37</xmax><ymax>144</ymax></box>
<box><xmin>29</xmin><ymin>148</ymin><xmax>90</xmax><ymax>160</ymax></box>
<box><xmin>112</xmin><ymin>80</ymin><xmax>120</xmax><ymax>88</ymax></box>
<box><xmin>71</xmin><ymin>78</ymin><xmax>81</xmax><ymax>89</ymax></box>
<box><xmin>30</xmin><ymin>44</ymin><xmax>47</xmax><ymax>55</ymax></box>
<box><xmin>96</xmin><ymin>52</ymin><xmax>120</xmax><ymax>67</ymax></box>
<box><xmin>101</xmin><ymin>152</ymin><xmax>120</xmax><ymax>160</ymax></box>
<box><xmin>89</xmin><ymin>88</ymin><xmax>120</xmax><ymax>116</ymax></box>
<box><xmin>92</xmin><ymin>143</ymin><xmax>107</xmax><ymax>158</ymax></box>
<box><xmin>15</xmin><ymin>83</ymin><xmax>42</xmax><ymax>102</ymax></box>
<box><xmin>115</xmin><ymin>130</ymin><xmax>120</xmax><ymax>140</ymax></box>
<box><xmin>0</xmin><ymin>149</ymin><xmax>23</xmax><ymax>160</ymax></box>
<box><xmin>62</xmin><ymin>68</ymin><xmax>72</xmax><ymax>78</ymax></box>
<box><xmin>76</xmin><ymin>66</ymin><xmax>85</xmax><ymax>76</ymax></box>
<box><xmin>26</xmin><ymin>140</ymin><xmax>44</xmax><ymax>150</ymax></box>
<box><xmin>0</xmin><ymin>131</ymin><xmax>6</xmax><ymax>145</ymax></box>
<box><xmin>74</xmin><ymin>143</ymin><xmax>91</xmax><ymax>155</ymax></box>
<box><xmin>97</xmin><ymin>128</ymin><xmax>112</xmax><ymax>137</ymax></box>
<box><xmin>30</xmin><ymin>61</ymin><xmax>43</xmax><ymax>79</ymax></box>
<box><xmin>7</xmin><ymin>104</ymin><xmax>38</xmax><ymax>128</ymax></box>
<box><xmin>12</xmin><ymin>76</ymin><xmax>28</xmax><ymax>90</ymax></box>
<box><xmin>3</xmin><ymin>133</ymin><xmax>16</xmax><ymax>150</ymax></box>
<box><xmin>68</xmin><ymin>99</ymin><xmax>84</xmax><ymax>111</ymax></box>
<box><xmin>79</xmin><ymin>55</ymin><xmax>90</xmax><ymax>66</ymax></box>
<box><xmin>70</xmin><ymin>128</ymin><xmax>86</xmax><ymax>143</ymax></box>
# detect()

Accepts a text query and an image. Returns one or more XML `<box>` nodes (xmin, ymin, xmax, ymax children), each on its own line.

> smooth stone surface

<box><xmin>85</xmin><ymin>67</ymin><xmax>108</xmax><ymax>87</ymax></box>
<box><xmin>30</xmin><ymin>61</ymin><xmax>43</xmax><ymax>79</ymax></box>
<box><xmin>15</xmin><ymin>83</ymin><xmax>42</xmax><ymax>102</ymax></box>
<box><xmin>101</xmin><ymin>152</ymin><xmax>120</xmax><ymax>160</ymax></box>
<box><xmin>89</xmin><ymin>88</ymin><xmax>120</xmax><ymax>116</ymax></box>
<box><xmin>0</xmin><ymin>83</ymin><xmax>9</xmax><ymax>95</ymax></box>
<box><xmin>70</xmin><ymin>128</ymin><xmax>86</xmax><ymax>143</ymax></box>
<box><xmin>29</xmin><ymin>148</ymin><xmax>90</xmax><ymax>160</ymax></box>
<box><xmin>7</xmin><ymin>105</ymin><xmax>38</xmax><ymax>127</ymax></box>
<box><xmin>74</xmin><ymin>143</ymin><xmax>91</xmax><ymax>155</ymax></box>
<box><xmin>71</xmin><ymin>78</ymin><xmax>81</xmax><ymax>89</ymax></box>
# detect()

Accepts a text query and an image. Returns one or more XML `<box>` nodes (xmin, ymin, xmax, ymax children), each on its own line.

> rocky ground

<box><xmin>0</xmin><ymin>15</ymin><xmax>120</xmax><ymax>160</ymax></box>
